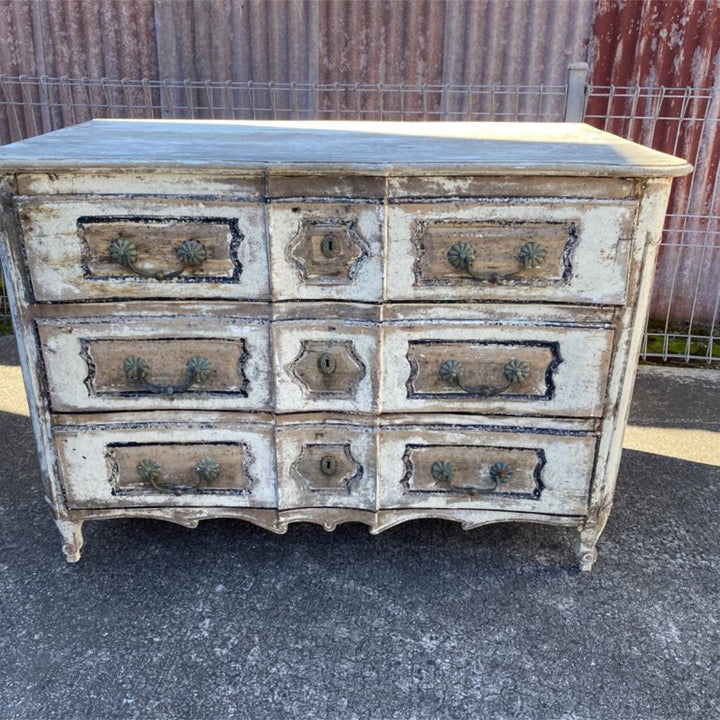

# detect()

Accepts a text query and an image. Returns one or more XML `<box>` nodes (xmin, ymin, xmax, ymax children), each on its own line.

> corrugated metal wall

<box><xmin>0</xmin><ymin>0</ymin><xmax>595</xmax><ymax>84</ymax></box>
<box><xmin>0</xmin><ymin>0</ymin><xmax>718</xmax><ymax>359</ymax></box>
<box><xmin>0</xmin><ymin>0</ymin><xmax>594</xmax><ymax>133</ymax></box>
<box><xmin>587</xmin><ymin>0</ymin><xmax>720</xmax><ymax>328</ymax></box>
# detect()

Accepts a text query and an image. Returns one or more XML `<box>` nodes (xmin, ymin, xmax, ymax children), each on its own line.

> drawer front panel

<box><xmin>274</xmin><ymin>321</ymin><xmax>379</xmax><ymax>413</ymax></box>
<box><xmin>386</xmin><ymin>200</ymin><xmax>636</xmax><ymax>304</ymax></box>
<box><xmin>17</xmin><ymin>197</ymin><xmax>269</xmax><ymax>301</ymax></box>
<box><xmin>383</xmin><ymin>322</ymin><xmax>613</xmax><ymax>417</ymax></box>
<box><xmin>77</xmin><ymin>216</ymin><xmax>241</xmax><ymax>279</ymax></box>
<box><xmin>38</xmin><ymin>316</ymin><xmax>272</xmax><ymax>412</ymax></box>
<box><xmin>379</xmin><ymin>425</ymin><xmax>596</xmax><ymax>514</ymax></box>
<box><xmin>276</xmin><ymin>420</ymin><xmax>376</xmax><ymax>510</ymax></box>
<box><xmin>54</xmin><ymin>422</ymin><xmax>276</xmax><ymax>509</ymax></box>
<box><xmin>269</xmin><ymin>202</ymin><xmax>383</xmax><ymax>302</ymax></box>
<box><xmin>415</xmin><ymin>220</ymin><xmax>572</xmax><ymax>284</ymax></box>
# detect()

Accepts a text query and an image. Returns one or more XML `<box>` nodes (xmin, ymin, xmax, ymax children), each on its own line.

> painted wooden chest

<box><xmin>0</xmin><ymin>120</ymin><xmax>691</xmax><ymax>568</ymax></box>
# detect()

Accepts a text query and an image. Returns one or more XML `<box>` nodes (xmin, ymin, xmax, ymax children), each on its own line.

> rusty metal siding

<box><xmin>0</xmin><ymin>0</ymin><xmax>594</xmax><ymax>123</ymax></box>
<box><xmin>153</xmin><ymin>1</ymin><xmax>320</xmax><ymax>82</ymax></box>
<box><xmin>587</xmin><ymin>0</ymin><xmax>720</xmax><ymax>329</ymax></box>
<box><xmin>0</xmin><ymin>0</ymin><xmax>159</xmax><ymax>141</ymax></box>
<box><xmin>153</xmin><ymin>0</ymin><xmax>319</xmax><ymax>117</ymax></box>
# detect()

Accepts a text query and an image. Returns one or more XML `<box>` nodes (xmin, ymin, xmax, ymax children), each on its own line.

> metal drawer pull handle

<box><xmin>123</xmin><ymin>355</ymin><xmax>211</xmax><ymax>394</ymax></box>
<box><xmin>109</xmin><ymin>237</ymin><xmax>207</xmax><ymax>280</ymax></box>
<box><xmin>136</xmin><ymin>456</ymin><xmax>221</xmax><ymax>495</ymax></box>
<box><xmin>431</xmin><ymin>460</ymin><xmax>512</xmax><ymax>494</ymax></box>
<box><xmin>439</xmin><ymin>358</ymin><xmax>530</xmax><ymax>397</ymax></box>
<box><xmin>446</xmin><ymin>241</ymin><xmax>546</xmax><ymax>282</ymax></box>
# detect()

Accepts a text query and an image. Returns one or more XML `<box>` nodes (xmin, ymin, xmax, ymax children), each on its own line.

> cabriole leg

<box><xmin>55</xmin><ymin>519</ymin><xmax>84</xmax><ymax>563</ymax></box>
<box><xmin>575</xmin><ymin>508</ymin><xmax>611</xmax><ymax>572</ymax></box>
<box><xmin>574</xmin><ymin>527</ymin><xmax>599</xmax><ymax>572</ymax></box>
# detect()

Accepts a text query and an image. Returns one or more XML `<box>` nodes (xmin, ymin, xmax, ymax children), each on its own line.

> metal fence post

<box><xmin>564</xmin><ymin>62</ymin><xmax>589</xmax><ymax>122</ymax></box>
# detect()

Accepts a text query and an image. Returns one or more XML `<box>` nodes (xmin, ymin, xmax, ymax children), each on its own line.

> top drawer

<box><xmin>386</xmin><ymin>199</ymin><xmax>637</xmax><ymax>305</ymax></box>
<box><xmin>16</xmin><ymin>197</ymin><xmax>269</xmax><ymax>301</ymax></box>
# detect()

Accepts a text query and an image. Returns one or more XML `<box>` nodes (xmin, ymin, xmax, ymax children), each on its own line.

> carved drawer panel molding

<box><xmin>16</xmin><ymin>197</ymin><xmax>269</xmax><ymax>301</ymax></box>
<box><xmin>382</xmin><ymin>322</ymin><xmax>614</xmax><ymax>417</ymax></box>
<box><xmin>54</xmin><ymin>419</ymin><xmax>276</xmax><ymax>509</ymax></box>
<box><xmin>108</xmin><ymin>442</ymin><xmax>254</xmax><ymax>497</ymax></box>
<box><xmin>269</xmin><ymin>202</ymin><xmax>383</xmax><ymax>302</ymax></box>
<box><xmin>413</xmin><ymin>220</ymin><xmax>575</xmax><ymax>285</ymax></box>
<box><xmin>276</xmin><ymin>420</ymin><xmax>376</xmax><ymax>510</ymax></box>
<box><xmin>0</xmin><ymin>120</ymin><xmax>691</xmax><ymax>567</ymax></box>
<box><xmin>386</xmin><ymin>201</ymin><xmax>636</xmax><ymax>304</ymax></box>
<box><xmin>378</xmin><ymin>424</ymin><xmax>597</xmax><ymax>515</ymax></box>
<box><xmin>37</xmin><ymin>316</ymin><xmax>272</xmax><ymax>412</ymax></box>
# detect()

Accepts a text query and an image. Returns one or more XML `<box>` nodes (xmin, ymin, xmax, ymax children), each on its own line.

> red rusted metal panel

<box><xmin>588</xmin><ymin>0</ymin><xmax>720</xmax><ymax>326</ymax></box>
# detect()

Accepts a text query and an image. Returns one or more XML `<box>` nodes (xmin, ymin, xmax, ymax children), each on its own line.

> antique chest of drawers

<box><xmin>0</xmin><ymin>120</ymin><xmax>691</xmax><ymax>568</ymax></box>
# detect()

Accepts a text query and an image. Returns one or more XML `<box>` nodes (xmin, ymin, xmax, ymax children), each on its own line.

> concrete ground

<box><xmin>0</xmin><ymin>333</ymin><xmax>718</xmax><ymax>720</ymax></box>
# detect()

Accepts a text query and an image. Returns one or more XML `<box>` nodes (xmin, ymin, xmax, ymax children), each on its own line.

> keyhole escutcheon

<box><xmin>320</xmin><ymin>456</ymin><xmax>337</xmax><ymax>476</ymax></box>
<box><xmin>317</xmin><ymin>353</ymin><xmax>336</xmax><ymax>375</ymax></box>
<box><xmin>321</xmin><ymin>233</ymin><xmax>341</xmax><ymax>258</ymax></box>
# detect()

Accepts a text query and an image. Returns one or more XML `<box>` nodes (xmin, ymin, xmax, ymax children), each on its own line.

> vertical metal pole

<box><xmin>31</xmin><ymin>0</ymin><xmax>52</xmax><ymax>133</ymax></box>
<box><xmin>564</xmin><ymin>62</ymin><xmax>589</xmax><ymax>122</ymax></box>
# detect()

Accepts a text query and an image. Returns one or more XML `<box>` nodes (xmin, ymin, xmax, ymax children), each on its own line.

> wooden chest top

<box><xmin>0</xmin><ymin>120</ymin><xmax>692</xmax><ymax>177</ymax></box>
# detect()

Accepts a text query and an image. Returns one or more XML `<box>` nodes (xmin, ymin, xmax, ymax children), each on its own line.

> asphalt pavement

<box><xmin>0</xmin><ymin>334</ymin><xmax>718</xmax><ymax>720</ymax></box>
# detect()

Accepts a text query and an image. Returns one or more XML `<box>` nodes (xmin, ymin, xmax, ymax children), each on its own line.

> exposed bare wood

<box><xmin>270</xmin><ymin>201</ymin><xmax>383</xmax><ymax>302</ymax></box>
<box><xmin>53</xmin><ymin>420</ymin><xmax>277</xmax><ymax>510</ymax></box>
<box><xmin>383</xmin><ymin>321</ymin><xmax>613</xmax><ymax>418</ymax></box>
<box><xmin>276</xmin><ymin>420</ymin><xmax>376</xmax><ymax>511</ymax></box>
<box><xmin>16</xmin><ymin>195</ymin><xmax>270</xmax><ymax>301</ymax></box>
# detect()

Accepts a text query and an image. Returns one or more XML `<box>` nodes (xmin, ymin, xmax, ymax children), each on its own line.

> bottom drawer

<box><xmin>54</xmin><ymin>418</ymin><xmax>276</xmax><ymax>509</ymax></box>
<box><xmin>378</xmin><ymin>422</ymin><xmax>596</xmax><ymax>515</ymax></box>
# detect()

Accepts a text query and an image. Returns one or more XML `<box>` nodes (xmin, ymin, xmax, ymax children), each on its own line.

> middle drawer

<box><xmin>37</xmin><ymin>313</ymin><xmax>272</xmax><ymax>412</ymax></box>
<box><xmin>38</xmin><ymin>311</ymin><xmax>613</xmax><ymax>418</ymax></box>
<box><xmin>382</xmin><ymin>319</ymin><xmax>614</xmax><ymax>418</ymax></box>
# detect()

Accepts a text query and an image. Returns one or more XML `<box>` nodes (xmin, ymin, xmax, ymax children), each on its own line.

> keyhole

<box><xmin>321</xmin><ymin>233</ymin><xmax>341</xmax><ymax>258</ymax></box>
<box><xmin>317</xmin><ymin>353</ymin><xmax>336</xmax><ymax>375</ymax></box>
<box><xmin>320</xmin><ymin>456</ymin><xmax>337</xmax><ymax>476</ymax></box>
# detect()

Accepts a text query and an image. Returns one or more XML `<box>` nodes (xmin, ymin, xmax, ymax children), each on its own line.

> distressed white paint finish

<box><xmin>386</xmin><ymin>200</ymin><xmax>636</xmax><ymax>304</ymax></box>
<box><xmin>273</xmin><ymin>320</ymin><xmax>379</xmax><ymax>414</ymax></box>
<box><xmin>53</xmin><ymin>421</ymin><xmax>277</xmax><ymax>509</ymax></box>
<box><xmin>0</xmin><ymin>121</ymin><xmax>692</xmax><ymax>567</ymax></box>
<box><xmin>0</xmin><ymin>121</ymin><xmax>693</xmax><ymax>177</ymax></box>
<box><xmin>382</xmin><ymin>321</ymin><xmax>613</xmax><ymax>417</ymax></box>
<box><xmin>378</xmin><ymin>424</ymin><xmax>596</xmax><ymax>515</ymax></box>
<box><xmin>387</xmin><ymin>175</ymin><xmax>637</xmax><ymax>200</ymax></box>
<box><xmin>382</xmin><ymin>301</ymin><xmax>615</xmax><ymax>326</ymax></box>
<box><xmin>268</xmin><ymin>201</ymin><xmax>384</xmax><ymax>302</ymax></box>
<box><xmin>16</xmin><ymin>171</ymin><xmax>264</xmax><ymax>198</ymax></box>
<box><xmin>16</xmin><ymin>197</ymin><xmax>269</xmax><ymax>301</ymax></box>
<box><xmin>275</xmin><ymin>419</ymin><xmax>376</xmax><ymax>511</ymax></box>
<box><xmin>580</xmin><ymin>179</ymin><xmax>675</xmax><ymax>567</ymax></box>
<box><xmin>36</xmin><ymin>315</ymin><xmax>272</xmax><ymax>412</ymax></box>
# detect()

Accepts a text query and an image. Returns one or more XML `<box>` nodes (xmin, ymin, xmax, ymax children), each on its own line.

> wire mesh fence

<box><xmin>0</xmin><ymin>74</ymin><xmax>718</xmax><ymax>366</ymax></box>
<box><xmin>0</xmin><ymin>76</ymin><xmax>571</xmax><ymax>134</ymax></box>
<box><xmin>585</xmin><ymin>84</ymin><xmax>720</xmax><ymax>365</ymax></box>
